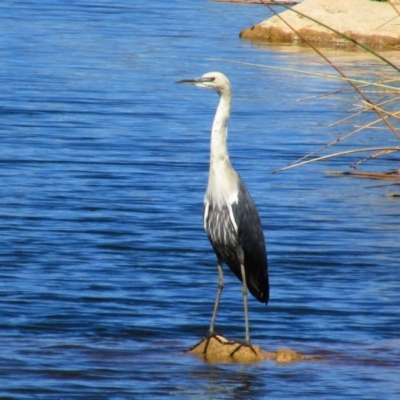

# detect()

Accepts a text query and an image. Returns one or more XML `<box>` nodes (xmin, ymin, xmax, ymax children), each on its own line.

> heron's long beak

<box><xmin>176</xmin><ymin>77</ymin><xmax>202</xmax><ymax>84</ymax></box>
<box><xmin>176</xmin><ymin>77</ymin><xmax>214</xmax><ymax>85</ymax></box>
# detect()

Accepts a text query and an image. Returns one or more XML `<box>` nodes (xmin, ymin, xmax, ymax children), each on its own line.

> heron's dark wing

<box><xmin>231</xmin><ymin>177</ymin><xmax>269</xmax><ymax>304</ymax></box>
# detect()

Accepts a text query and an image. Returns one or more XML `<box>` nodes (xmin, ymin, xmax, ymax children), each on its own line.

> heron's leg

<box><xmin>208</xmin><ymin>262</ymin><xmax>224</xmax><ymax>335</ymax></box>
<box><xmin>240</xmin><ymin>263</ymin><xmax>250</xmax><ymax>344</ymax></box>
<box><xmin>229</xmin><ymin>264</ymin><xmax>257</xmax><ymax>357</ymax></box>
<box><xmin>203</xmin><ymin>262</ymin><xmax>224</xmax><ymax>355</ymax></box>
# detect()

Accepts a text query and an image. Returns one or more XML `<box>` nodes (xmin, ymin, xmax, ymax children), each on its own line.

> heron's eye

<box><xmin>209</xmin><ymin>77</ymin><xmax>215</xmax><ymax>82</ymax></box>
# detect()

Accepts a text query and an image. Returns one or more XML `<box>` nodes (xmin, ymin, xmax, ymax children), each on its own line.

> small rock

<box><xmin>187</xmin><ymin>335</ymin><xmax>319</xmax><ymax>363</ymax></box>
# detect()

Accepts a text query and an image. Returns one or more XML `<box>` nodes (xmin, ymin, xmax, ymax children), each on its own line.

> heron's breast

<box><xmin>206</xmin><ymin>165</ymin><xmax>239</xmax><ymax>205</ymax></box>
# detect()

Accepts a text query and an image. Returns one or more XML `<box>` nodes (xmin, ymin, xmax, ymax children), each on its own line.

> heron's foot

<box><xmin>203</xmin><ymin>332</ymin><xmax>227</xmax><ymax>354</ymax></box>
<box><xmin>229</xmin><ymin>341</ymin><xmax>258</xmax><ymax>357</ymax></box>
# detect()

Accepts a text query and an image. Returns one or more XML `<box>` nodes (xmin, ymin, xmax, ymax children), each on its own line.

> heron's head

<box><xmin>177</xmin><ymin>72</ymin><xmax>231</xmax><ymax>95</ymax></box>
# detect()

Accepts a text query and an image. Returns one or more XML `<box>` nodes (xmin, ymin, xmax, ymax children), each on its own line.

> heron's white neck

<box><xmin>210</xmin><ymin>92</ymin><xmax>230</xmax><ymax>163</ymax></box>
<box><xmin>206</xmin><ymin>91</ymin><xmax>239</xmax><ymax>206</ymax></box>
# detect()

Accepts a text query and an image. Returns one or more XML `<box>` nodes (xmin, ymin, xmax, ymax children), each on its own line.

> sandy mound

<box><xmin>239</xmin><ymin>0</ymin><xmax>400</xmax><ymax>47</ymax></box>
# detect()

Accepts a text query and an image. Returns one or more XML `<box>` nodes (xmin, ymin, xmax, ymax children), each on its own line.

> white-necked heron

<box><xmin>177</xmin><ymin>72</ymin><xmax>269</xmax><ymax>355</ymax></box>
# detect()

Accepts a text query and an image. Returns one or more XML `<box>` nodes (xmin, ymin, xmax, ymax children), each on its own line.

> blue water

<box><xmin>1</xmin><ymin>0</ymin><xmax>400</xmax><ymax>398</ymax></box>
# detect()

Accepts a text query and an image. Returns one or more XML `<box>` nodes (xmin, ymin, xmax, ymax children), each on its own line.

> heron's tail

<box><xmin>247</xmin><ymin>273</ymin><xmax>269</xmax><ymax>305</ymax></box>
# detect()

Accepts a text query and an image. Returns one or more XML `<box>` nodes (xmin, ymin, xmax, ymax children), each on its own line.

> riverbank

<box><xmin>239</xmin><ymin>0</ymin><xmax>400</xmax><ymax>48</ymax></box>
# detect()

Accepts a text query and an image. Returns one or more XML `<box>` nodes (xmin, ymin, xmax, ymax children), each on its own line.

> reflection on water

<box><xmin>0</xmin><ymin>0</ymin><xmax>399</xmax><ymax>398</ymax></box>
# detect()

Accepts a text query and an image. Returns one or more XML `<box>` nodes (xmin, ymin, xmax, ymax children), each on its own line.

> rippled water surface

<box><xmin>1</xmin><ymin>1</ymin><xmax>400</xmax><ymax>398</ymax></box>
